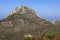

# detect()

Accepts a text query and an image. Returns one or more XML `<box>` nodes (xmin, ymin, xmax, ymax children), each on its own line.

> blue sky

<box><xmin>0</xmin><ymin>0</ymin><xmax>60</xmax><ymax>22</ymax></box>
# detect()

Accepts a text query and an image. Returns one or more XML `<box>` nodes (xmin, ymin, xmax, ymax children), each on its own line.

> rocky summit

<box><xmin>0</xmin><ymin>6</ymin><xmax>60</xmax><ymax>40</ymax></box>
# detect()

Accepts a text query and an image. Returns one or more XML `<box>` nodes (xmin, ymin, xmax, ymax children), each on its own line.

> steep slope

<box><xmin>0</xmin><ymin>6</ymin><xmax>59</xmax><ymax>40</ymax></box>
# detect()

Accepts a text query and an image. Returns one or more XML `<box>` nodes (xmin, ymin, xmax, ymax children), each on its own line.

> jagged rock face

<box><xmin>0</xmin><ymin>6</ymin><xmax>59</xmax><ymax>40</ymax></box>
<box><xmin>8</xmin><ymin>6</ymin><xmax>35</xmax><ymax>15</ymax></box>
<box><xmin>52</xmin><ymin>20</ymin><xmax>60</xmax><ymax>26</ymax></box>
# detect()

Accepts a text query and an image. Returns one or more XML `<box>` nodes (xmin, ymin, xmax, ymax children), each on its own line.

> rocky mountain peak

<box><xmin>0</xmin><ymin>6</ymin><xmax>59</xmax><ymax>40</ymax></box>
<box><xmin>9</xmin><ymin>6</ymin><xmax>35</xmax><ymax>15</ymax></box>
<box><xmin>6</xmin><ymin>6</ymin><xmax>36</xmax><ymax>19</ymax></box>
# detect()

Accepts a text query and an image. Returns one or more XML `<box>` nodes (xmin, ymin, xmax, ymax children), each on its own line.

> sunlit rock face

<box><xmin>9</xmin><ymin>6</ymin><xmax>35</xmax><ymax>15</ymax></box>
<box><xmin>0</xmin><ymin>6</ymin><xmax>59</xmax><ymax>40</ymax></box>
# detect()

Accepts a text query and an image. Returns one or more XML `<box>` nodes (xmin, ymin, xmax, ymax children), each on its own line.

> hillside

<box><xmin>0</xmin><ymin>6</ymin><xmax>60</xmax><ymax>40</ymax></box>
